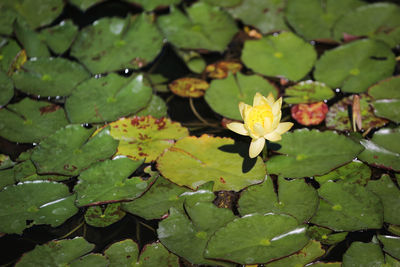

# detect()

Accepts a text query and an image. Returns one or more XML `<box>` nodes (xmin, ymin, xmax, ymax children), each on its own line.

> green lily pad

<box><xmin>126</xmin><ymin>0</ymin><xmax>180</xmax><ymax>11</ymax></box>
<box><xmin>0</xmin><ymin>154</ymin><xmax>14</xmax><ymax>170</ymax></box>
<box><xmin>241</xmin><ymin>31</ymin><xmax>317</xmax><ymax>81</ymax></box>
<box><xmin>65</xmin><ymin>74</ymin><xmax>152</xmax><ymax>123</ymax></box>
<box><xmin>40</xmin><ymin>20</ymin><xmax>78</xmax><ymax>54</ymax></box>
<box><xmin>0</xmin><ymin>6</ymin><xmax>18</xmax><ymax>35</ymax></box>
<box><xmin>325</xmin><ymin>94</ymin><xmax>388</xmax><ymax>131</ymax></box>
<box><xmin>267</xmin><ymin>129</ymin><xmax>364</xmax><ymax>178</ymax></box>
<box><xmin>315</xmin><ymin>160</ymin><xmax>371</xmax><ymax>186</ymax></box>
<box><xmin>16</xmin><ymin>237</ymin><xmax>94</xmax><ymax>267</ymax></box>
<box><xmin>70</xmin><ymin>254</ymin><xmax>108</xmax><ymax>267</ymax></box>
<box><xmin>74</xmin><ymin>157</ymin><xmax>153</xmax><ymax>207</ymax></box>
<box><xmin>227</xmin><ymin>0</ymin><xmax>288</xmax><ymax>34</ymax></box>
<box><xmin>158</xmin><ymin>188</ymin><xmax>236</xmax><ymax>266</ymax></box>
<box><xmin>205</xmin><ymin>213</ymin><xmax>309</xmax><ymax>264</ymax></box>
<box><xmin>0</xmin><ymin>168</ymin><xmax>15</xmax><ymax>190</ymax></box>
<box><xmin>84</xmin><ymin>203</ymin><xmax>126</xmax><ymax>227</ymax></box>
<box><xmin>0</xmin><ymin>181</ymin><xmax>78</xmax><ymax>234</ymax></box>
<box><xmin>0</xmin><ymin>98</ymin><xmax>69</xmax><ymax>143</ymax></box>
<box><xmin>284</xmin><ymin>80</ymin><xmax>335</xmax><ymax>104</ymax></box>
<box><xmin>14</xmin><ymin>159</ymin><xmax>68</xmax><ymax>182</ymax></box>
<box><xmin>366</xmin><ymin>175</ymin><xmax>400</xmax><ymax>225</ymax></box>
<box><xmin>342</xmin><ymin>242</ymin><xmax>385</xmax><ymax>267</ymax></box>
<box><xmin>13</xmin><ymin>57</ymin><xmax>90</xmax><ymax>97</ymax></box>
<box><xmin>144</xmin><ymin>73</ymin><xmax>169</xmax><ymax>93</ymax></box>
<box><xmin>369</xmin><ymin>76</ymin><xmax>400</xmax><ymax>123</ymax></box>
<box><xmin>68</xmin><ymin>0</ymin><xmax>106</xmax><ymax>11</ymax></box>
<box><xmin>71</xmin><ymin>14</ymin><xmax>163</xmax><ymax>74</ymax></box>
<box><xmin>101</xmin><ymin>116</ymin><xmax>188</xmax><ymax>163</ymax></box>
<box><xmin>358</xmin><ymin>127</ymin><xmax>400</xmax><ymax>171</ymax></box>
<box><xmin>14</xmin><ymin>20</ymin><xmax>50</xmax><ymax>58</ymax></box>
<box><xmin>314</xmin><ymin>39</ymin><xmax>396</xmax><ymax>93</ymax></box>
<box><xmin>285</xmin><ymin>0</ymin><xmax>365</xmax><ymax>41</ymax></box>
<box><xmin>175</xmin><ymin>49</ymin><xmax>206</xmax><ymax>74</ymax></box>
<box><xmin>135</xmin><ymin>94</ymin><xmax>168</xmax><ymax>119</ymax></box>
<box><xmin>157</xmin><ymin>135</ymin><xmax>266</xmax><ymax>191</ymax></box>
<box><xmin>238</xmin><ymin>176</ymin><xmax>318</xmax><ymax>223</ymax></box>
<box><xmin>378</xmin><ymin>235</ymin><xmax>400</xmax><ymax>259</ymax></box>
<box><xmin>310</xmin><ymin>182</ymin><xmax>383</xmax><ymax>231</ymax></box>
<box><xmin>307</xmin><ymin>226</ymin><xmax>348</xmax><ymax>245</ymax></box>
<box><xmin>104</xmin><ymin>239</ymin><xmax>179</xmax><ymax>267</ymax></box>
<box><xmin>122</xmin><ymin>174</ymin><xmax>189</xmax><ymax>220</ymax></box>
<box><xmin>385</xmin><ymin>254</ymin><xmax>400</xmax><ymax>266</ymax></box>
<box><xmin>31</xmin><ymin>125</ymin><xmax>118</xmax><ymax>176</ymax></box>
<box><xmin>265</xmin><ymin>240</ymin><xmax>325</xmax><ymax>267</ymax></box>
<box><xmin>199</xmin><ymin>0</ymin><xmax>241</xmax><ymax>7</ymax></box>
<box><xmin>333</xmin><ymin>3</ymin><xmax>400</xmax><ymax>48</ymax></box>
<box><xmin>157</xmin><ymin>2</ymin><xmax>238</xmax><ymax>52</ymax></box>
<box><xmin>204</xmin><ymin>72</ymin><xmax>278</xmax><ymax>120</ymax></box>
<box><xmin>0</xmin><ymin>70</ymin><xmax>13</xmax><ymax>106</ymax></box>
<box><xmin>0</xmin><ymin>39</ymin><xmax>21</xmax><ymax>73</ymax></box>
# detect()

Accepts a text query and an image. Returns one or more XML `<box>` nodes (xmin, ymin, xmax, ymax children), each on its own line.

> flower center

<box><xmin>246</xmin><ymin>104</ymin><xmax>273</xmax><ymax>132</ymax></box>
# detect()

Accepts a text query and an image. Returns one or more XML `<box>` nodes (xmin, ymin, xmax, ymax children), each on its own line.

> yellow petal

<box><xmin>264</xmin><ymin>131</ymin><xmax>282</xmax><ymax>142</ymax></box>
<box><xmin>226</xmin><ymin>122</ymin><xmax>249</xmax><ymax>136</ymax></box>
<box><xmin>238</xmin><ymin>102</ymin><xmax>247</xmax><ymax>119</ymax></box>
<box><xmin>266</xmin><ymin>93</ymin><xmax>275</xmax><ymax>106</ymax></box>
<box><xmin>271</xmin><ymin>111</ymin><xmax>282</xmax><ymax>129</ymax></box>
<box><xmin>272</xmin><ymin>97</ymin><xmax>282</xmax><ymax>115</ymax></box>
<box><xmin>264</xmin><ymin>116</ymin><xmax>273</xmax><ymax>132</ymax></box>
<box><xmin>253</xmin><ymin>92</ymin><xmax>265</xmax><ymax>106</ymax></box>
<box><xmin>253</xmin><ymin>122</ymin><xmax>265</xmax><ymax>137</ymax></box>
<box><xmin>275</xmin><ymin>122</ymin><xmax>293</xmax><ymax>135</ymax></box>
<box><xmin>249</xmin><ymin>137</ymin><xmax>265</xmax><ymax>158</ymax></box>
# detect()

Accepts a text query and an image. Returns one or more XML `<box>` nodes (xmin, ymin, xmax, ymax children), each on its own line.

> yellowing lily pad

<box><xmin>157</xmin><ymin>135</ymin><xmax>266</xmax><ymax>191</ymax></box>
<box><xmin>100</xmin><ymin>116</ymin><xmax>189</xmax><ymax>163</ymax></box>
<box><xmin>284</xmin><ymin>80</ymin><xmax>335</xmax><ymax>104</ymax></box>
<box><xmin>205</xmin><ymin>61</ymin><xmax>242</xmax><ymax>79</ymax></box>
<box><xmin>168</xmin><ymin>78</ymin><xmax>209</xmax><ymax>98</ymax></box>
<box><xmin>291</xmin><ymin>102</ymin><xmax>329</xmax><ymax>126</ymax></box>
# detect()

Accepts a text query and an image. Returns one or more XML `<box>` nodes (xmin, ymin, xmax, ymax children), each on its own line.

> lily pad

<box><xmin>264</xmin><ymin>240</ymin><xmax>325</xmax><ymax>267</ymax></box>
<box><xmin>74</xmin><ymin>157</ymin><xmax>152</xmax><ymax>206</ymax></box>
<box><xmin>366</xmin><ymin>175</ymin><xmax>400</xmax><ymax>225</ymax></box>
<box><xmin>65</xmin><ymin>74</ymin><xmax>152</xmax><ymax>123</ymax></box>
<box><xmin>168</xmin><ymin>77</ymin><xmax>209</xmax><ymax>98</ymax></box>
<box><xmin>325</xmin><ymin>94</ymin><xmax>388</xmax><ymax>131</ymax></box>
<box><xmin>307</xmin><ymin>226</ymin><xmax>348</xmax><ymax>245</ymax></box>
<box><xmin>358</xmin><ymin>127</ymin><xmax>400</xmax><ymax>171</ymax></box>
<box><xmin>71</xmin><ymin>14</ymin><xmax>163</xmax><ymax>74</ymax></box>
<box><xmin>14</xmin><ymin>20</ymin><xmax>50</xmax><ymax>58</ymax></box>
<box><xmin>40</xmin><ymin>20</ymin><xmax>78</xmax><ymax>54</ymax></box>
<box><xmin>238</xmin><ymin>176</ymin><xmax>318</xmax><ymax>223</ymax></box>
<box><xmin>308</xmin><ymin>262</ymin><xmax>342</xmax><ymax>267</ymax></box>
<box><xmin>241</xmin><ymin>31</ymin><xmax>317</xmax><ymax>81</ymax></box>
<box><xmin>204</xmin><ymin>72</ymin><xmax>278</xmax><ymax>120</ymax></box>
<box><xmin>14</xmin><ymin>159</ymin><xmax>68</xmax><ymax>182</ymax></box>
<box><xmin>0</xmin><ymin>98</ymin><xmax>69</xmax><ymax>143</ymax></box>
<box><xmin>342</xmin><ymin>242</ymin><xmax>385</xmax><ymax>267</ymax></box>
<box><xmin>157</xmin><ymin>2</ymin><xmax>238</xmax><ymax>52</ymax></box>
<box><xmin>204</xmin><ymin>61</ymin><xmax>242</xmax><ymax>79</ymax></box>
<box><xmin>0</xmin><ymin>6</ymin><xmax>18</xmax><ymax>35</ymax></box>
<box><xmin>227</xmin><ymin>0</ymin><xmax>288</xmax><ymax>34</ymax></box>
<box><xmin>205</xmin><ymin>213</ymin><xmax>309</xmax><ymax>264</ymax></box>
<box><xmin>0</xmin><ymin>154</ymin><xmax>14</xmax><ymax>170</ymax></box>
<box><xmin>101</xmin><ymin>116</ymin><xmax>188</xmax><ymax>163</ymax></box>
<box><xmin>377</xmin><ymin>235</ymin><xmax>400</xmax><ymax>259</ymax></box>
<box><xmin>0</xmin><ymin>70</ymin><xmax>13</xmax><ymax>106</ymax></box>
<box><xmin>314</xmin><ymin>39</ymin><xmax>396</xmax><ymax>93</ymax></box>
<box><xmin>333</xmin><ymin>3</ymin><xmax>400</xmax><ymax>47</ymax></box>
<box><xmin>157</xmin><ymin>135</ymin><xmax>266</xmax><ymax>191</ymax></box>
<box><xmin>284</xmin><ymin>80</ymin><xmax>335</xmax><ymax>104</ymax></box>
<box><xmin>68</xmin><ymin>0</ymin><xmax>106</xmax><ymax>10</ymax></box>
<box><xmin>135</xmin><ymin>94</ymin><xmax>168</xmax><ymax>119</ymax></box>
<box><xmin>122</xmin><ymin>175</ymin><xmax>189</xmax><ymax>220</ymax></box>
<box><xmin>0</xmin><ymin>39</ymin><xmax>22</xmax><ymax>73</ymax></box>
<box><xmin>291</xmin><ymin>102</ymin><xmax>329</xmax><ymax>126</ymax></box>
<box><xmin>267</xmin><ymin>129</ymin><xmax>364</xmax><ymax>178</ymax></box>
<box><xmin>368</xmin><ymin>76</ymin><xmax>400</xmax><ymax>123</ymax></box>
<box><xmin>104</xmin><ymin>239</ymin><xmax>179</xmax><ymax>267</ymax></box>
<box><xmin>285</xmin><ymin>0</ymin><xmax>366</xmax><ymax>41</ymax></box>
<box><xmin>31</xmin><ymin>125</ymin><xmax>118</xmax><ymax>176</ymax></box>
<box><xmin>158</xmin><ymin>189</ymin><xmax>236</xmax><ymax>266</ymax></box>
<box><xmin>0</xmin><ymin>168</ymin><xmax>15</xmax><ymax>190</ymax></box>
<box><xmin>16</xmin><ymin>237</ymin><xmax>94</xmax><ymax>267</ymax></box>
<box><xmin>126</xmin><ymin>0</ymin><xmax>180</xmax><ymax>11</ymax></box>
<box><xmin>315</xmin><ymin>160</ymin><xmax>371</xmax><ymax>186</ymax></box>
<box><xmin>12</xmin><ymin>57</ymin><xmax>90</xmax><ymax>97</ymax></box>
<box><xmin>69</xmin><ymin>254</ymin><xmax>108</xmax><ymax>267</ymax></box>
<box><xmin>310</xmin><ymin>181</ymin><xmax>383</xmax><ymax>231</ymax></box>
<box><xmin>84</xmin><ymin>203</ymin><xmax>126</xmax><ymax>227</ymax></box>
<box><xmin>0</xmin><ymin>181</ymin><xmax>78</xmax><ymax>234</ymax></box>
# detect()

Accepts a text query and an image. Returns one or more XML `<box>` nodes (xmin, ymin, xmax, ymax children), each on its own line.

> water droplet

<box><xmin>335</xmin><ymin>88</ymin><xmax>341</xmax><ymax>93</ymax></box>
<box><xmin>310</xmin><ymin>40</ymin><xmax>316</xmax><ymax>45</ymax></box>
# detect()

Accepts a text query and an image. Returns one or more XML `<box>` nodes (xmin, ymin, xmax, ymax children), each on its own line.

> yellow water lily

<box><xmin>227</xmin><ymin>92</ymin><xmax>293</xmax><ymax>158</ymax></box>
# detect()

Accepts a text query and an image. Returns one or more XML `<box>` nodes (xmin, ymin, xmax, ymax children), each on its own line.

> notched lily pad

<box><xmin>314</xmin><ymin>39</ymin><xmax>396</xmax><ymax>93</ymax></box>
<box><xmin>31</xmin><ymin>125</ymin><xmax>119</xmax><ymax>176</ymax></box>
<box><xmin>68</xmin><ymin>0</ymin><xmax>106</xmax><ymax>11</ymax></box>
<box><xmin>315</xmin><ymin>160</ymin><xmax>371</xmax><ymax>186</ymax></box>
<box><xmin>325</xmin><ymin>94</ymin><xmax>388</xmax><ymax>131</ymax></box>
<box><xmin>168</xmin><ymin>78</ymin><xmax>209</xmax><ymax>98</ymax></box>
<box><xmin>342</xmin><ymin>242</ymin><xmax>385</xmax><ymax>267</ymax></box>
<box><xmin>241</xmin><ymin>31</ymin><xmax>317</xmax><ymax>81</ymax></box>
<box><xmin>205</xmin><ymin>72</ymin><xmax>278</xmax><ymax>120</ymax></box>
<box><xmin>291</xmin><ymin>102</ymin><xmax>329</xmax><ymax>126</ymax></box>
<box><xmin>65</xmin><ymin>74</ymin><xmax>152</xmax><ymax>123</ymax></box>
<box><xmin>12</xmin><ymin>57</ymin><xmax>90</xmax><ymax>97</ymax></box>
<box><xmin>267</xmin><ymin>129</ymin><xmax>364</xmax><ymax>178</ymax></box>
<box><xmin>284</xmin><ymin>80</ymin><xmax>335</xmax><ymax>104</ymax></box>
<box><xmin>377</xmin><ymin>235</ymin><xmax>400</xmax><ymax>259</ymax></box>
<box><xmin>157</xmin><ymin>134</ymin><xmax>266</xmax><ymax>191</ymax></box>
<box><xmin>40</xmin><ymin>20</ymin><xmax>78</xmax><ymax>54</ymax></box>
<box><xmin>74</xmin><ymin>157</ymin><xmax>152</xmax><ymax>207</ymax></box>
<box><xmin>0</xmin><ymin>181</ymin><xmax>78</xmax><ymax>234</ymax></box>
<box><xmin>0</xmin><ymin>98</ymin><xmax>69</xmax><ymax>143</ymax></box>
<box><xmin>205</xmin><ymin>61</ymin><xmax>242</xmax><ymax>79</ymax></box>
<box><xmin>14</xmin><ymin>20</ymin><xmax>50</xmax><ymax>58</ymax></box>
<box><xmin>84</xmin><ymin>203</ymin><xmax>126</xmax><ymax>227</ymax></box>
<box><xmin>100</xmin><ymin>116</ymin><xmax>189</xmax><ymax>163</ymax></box>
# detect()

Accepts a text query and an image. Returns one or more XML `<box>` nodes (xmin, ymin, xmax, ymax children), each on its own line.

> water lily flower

<box><xmin>227</xmin><ymin>92</ymin><xmax>293</xmax><ymax>158</ymax></box>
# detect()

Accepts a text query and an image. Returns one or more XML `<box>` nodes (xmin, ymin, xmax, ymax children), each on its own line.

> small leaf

<box><xmin>169</xmin><ymin>77</ymin><xmax>209</xmax><ymax>98</ymax></box>
<box><xmin>84</xmin><ymin>203</ymin><xmax>126</xmax><ymax>227</ymax></box>
<box><xmin>40</xmin><ymin>20</ymin><xmax>78</xmax><ymax>54</ymax></box>
<box><xmin>205</xmin><ymin>61</ymin><xmax>242</xmax><ymax>79</ymax></box>
<box><xmin>284</xmin><ymin>80</ymin><xmax>335</xmax><ymax>104</ymax></box>
<box><xmin>291</xmin><ymin>102</ymin><xmax>329</xmax><ymax>126</ymax></box>
<box><xmin>377</xmin><ymin>235</ymin><xmax>400</xmax><ymax>260</ymax></box>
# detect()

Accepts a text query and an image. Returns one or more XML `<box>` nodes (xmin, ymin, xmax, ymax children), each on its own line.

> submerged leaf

<box><xmin>84</xmin><ymin>203</ymin><xmax>126</xmax><ymax>227</ymax></box>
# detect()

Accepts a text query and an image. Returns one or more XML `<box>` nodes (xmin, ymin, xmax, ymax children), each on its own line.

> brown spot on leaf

<box><xmin>39</xmin><ymin>104</ymin><xmax>60</xmax><ymax>115</ymax></box>
<box><xmin>63</xmin><ymin>164</ymin><xmax>77</xmax><ymax>171</ymax></box>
